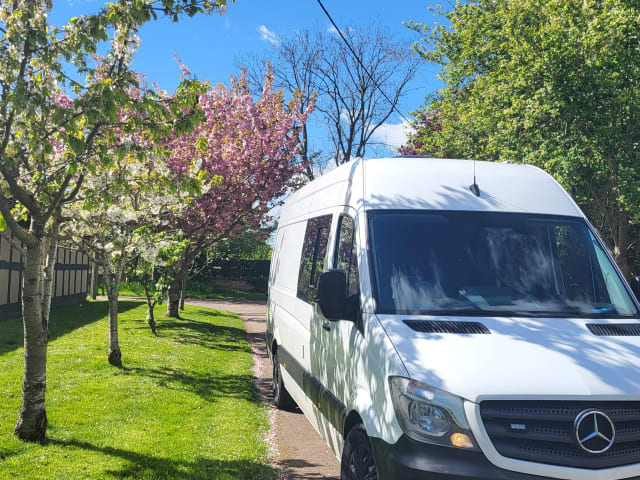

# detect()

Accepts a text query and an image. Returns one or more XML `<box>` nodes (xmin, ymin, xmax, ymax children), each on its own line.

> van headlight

<box><xmin>389</xmin><ymin>376</ymin><xmax>477</xmax><ymax>450</ymax></box>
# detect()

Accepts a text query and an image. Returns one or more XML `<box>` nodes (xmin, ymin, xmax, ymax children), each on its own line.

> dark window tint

<box><xmin>554</xmin><ymin>225</ymin><xmax>607</xmax><ymax>303</ymax></box>
<box><xmin>335</xmin><ymin>215</ymin><xmax>359</xmax><ymax>297</ymax></box>
<box><xmin>297</xmin><ymin>215</ymin><xmax>332</xmax><ymax>302</ymax></box>
<box><xmin>368</xmin><ymin>211</ymin><xmax>638</xmax><ymax>317</ymax></box>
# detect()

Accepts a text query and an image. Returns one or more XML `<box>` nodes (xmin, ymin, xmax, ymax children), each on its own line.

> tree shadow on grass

<box><xmin>49</xmin><ymin>438</ymin><xmax>276</xmax><ymax>480</ymax></box>
<box><xmin>121</xmin><ymin>365</ymin><xmax>261</xmax><ymax>403</ymax></box>
<box><xmin>157</xmin><ymin>317</ymin><xmax>252</xmax><ymax>354</ymax></box>
<box><xmin>0</xmin><ymin>300</ymin><xmax>140</xmax><ymax>357</ymax></box>
<box><xmin>0</xmin><ymin>445</ymin><xmax>23</xmax><ymax>461</ymax></box>
<box><xmin>119</xmin><ymin>311</ymin><xmax>260</xmax><ymax>403</ymax></box>
<box><xmin>192</xmin><ymin>310</ymin><xmax>240</xmax><ymax>319</ymax></box>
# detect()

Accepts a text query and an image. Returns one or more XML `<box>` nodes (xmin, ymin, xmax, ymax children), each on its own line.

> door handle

<box><xmin>322</xmin><ymin>320</ymin><xmax>331</xmax><ymax>331</ymax></box>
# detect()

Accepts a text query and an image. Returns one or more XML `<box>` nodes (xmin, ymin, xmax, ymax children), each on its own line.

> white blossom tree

<box><xmin>128</xmin><ymin>230</ymin><xmax>190</xmax><ymax>334</ymax></box>
<box><xmin>65</xmin><ymin>146</ymin><xmax>206</xmax><ymax>366</ymax></box>
<box><xmin>0</xmin><ymin>0</ymin><xmax>231</xmax><ymax>441</ymax></box>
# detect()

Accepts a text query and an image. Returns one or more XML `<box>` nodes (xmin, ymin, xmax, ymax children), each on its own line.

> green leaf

<box><xmin>68</xmin><ymin>137</ymin><xmax>86</xmax><ymax>155</ymax></box>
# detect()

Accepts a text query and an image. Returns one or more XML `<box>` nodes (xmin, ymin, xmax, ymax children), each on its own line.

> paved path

<box><xmin>185</xmin><ymin>299</ymin><xmax>341</xmax><ymax>480</ymax></box>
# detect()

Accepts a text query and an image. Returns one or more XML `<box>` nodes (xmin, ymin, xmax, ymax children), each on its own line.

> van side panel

<box><xmin>309</xmin><ymin>180</ymin><xmax>347</xmax><ymax>214</ymax></box>
<box><xmin>347</xmin><ymin>312</ymin><xmax>406</xmax><ymax>443</ymax></box>
<box><xmin>342</xmin><ymin>210</ymin><xmax>406</xmax><ymax>444</ymax></box>
<box><xmin>270</xmin><ymin>220</ymin><xmax>306</xmax><ymax>352</ymax></box>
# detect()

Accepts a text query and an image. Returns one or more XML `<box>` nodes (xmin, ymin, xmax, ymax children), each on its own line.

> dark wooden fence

<box><xmin>0</xmin><ymin>233</ymin><xmax>89</xmax><ymax>320</ymax></box>
<box><xmin>191</xmin><ymin>259</ymin><xmax>270</xmax><ymax>293</ymax></box>
<box><xmin>205</xmin><ymin>260</ymin><xmax>270</xmax><ymax>278</ymax></box>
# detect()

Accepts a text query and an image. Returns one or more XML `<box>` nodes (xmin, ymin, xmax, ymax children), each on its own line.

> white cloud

<box><xmin>370</xmin><ymin>120</ymin><xmax>414</xmax><ymax>150</ymax></box>
<box><xmin>327</xmin><ymin>24</ymin><xmax>357</xmax><ymax>37</ymax></box>
<box><xmin>257</xmin><ymin>25</ymin><xmax>280</xmax><ymax>47</ymax></box>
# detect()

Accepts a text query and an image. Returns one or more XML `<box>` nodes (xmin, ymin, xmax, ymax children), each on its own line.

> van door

<box><xmin>279</xmin><ymin>214</ymin><xmax>333</xmax><ymax>424</ymax></box>
<box><xmin>310</xmin><ymin>209</ymin><xmax>362</xmax><ymax>438</ymax></box>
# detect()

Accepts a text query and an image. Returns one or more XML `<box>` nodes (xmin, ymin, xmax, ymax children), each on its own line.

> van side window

<box><xmin>297</xmin><ymin>214</ymin><xmax>332</xmax><ymax>302</ymax></box>
<box><xmin>335</xmin><ymin>215</ymin><xmax>359</xmax><ymax>296</ymax></box>
<box><xmin>269</xmin><ymin>230</ymin><xmax>285</xmax><ymax>286</ymax></box>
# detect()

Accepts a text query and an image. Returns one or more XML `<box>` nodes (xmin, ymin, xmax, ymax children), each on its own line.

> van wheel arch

<box><xmin>341</xmin><ymin>422</ymin><xmax>378</xmax><ymax>480</ymax></box>
<box><xmin>271</xmin><ymin>343</ymin><xmax>296</xmax><ymax>411</ymax></box>
<box><xmin>343</xmin><ymin>410</ymin><xmax>364</xmax><ymax>438</ymax></box>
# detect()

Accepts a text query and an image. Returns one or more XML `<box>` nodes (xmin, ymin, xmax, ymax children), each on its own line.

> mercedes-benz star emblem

<box><xmin>574</xmin><ymin>409</ymin><xmax>616</xmax><ymax>454</ymax></box>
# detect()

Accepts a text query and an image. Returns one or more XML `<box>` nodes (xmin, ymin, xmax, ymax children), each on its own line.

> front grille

<box><xmin>480</xmin><ymin>401</ymin><xmax>640</xmax><ymax>469</ymax></box>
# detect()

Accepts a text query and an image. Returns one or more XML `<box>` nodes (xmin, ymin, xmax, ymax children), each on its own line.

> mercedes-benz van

<box><xmin>266</xmin><ymin>157</ymin><xmax>640</xmax><ymax>480</ymax></box>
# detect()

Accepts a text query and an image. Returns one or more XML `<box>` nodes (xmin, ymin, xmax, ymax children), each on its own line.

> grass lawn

<box><xmin>111</xmin><ymin>281</ymin><xmax>267</xmax><ymax>302</ymax></box>
<box><xmin>0</xmin><ymin>301</ymin><xmax>275</xmax><ymax>480</ymax></box>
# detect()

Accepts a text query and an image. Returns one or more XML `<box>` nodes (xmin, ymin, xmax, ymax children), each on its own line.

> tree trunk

<box><xmin>14</xmin><ymin>237</ymin><xmax>47</xmax><ymax>442</ymax></box>
<box><xmin>143</xmin><ymin>285</ymin><xmax>157</xmax><ymax>335</ymax></box>
<box><xmin>179</xmin><ymin>274</ymin><xmax>187</xmax><ymax>311</ymax></box>
<box><xmin>106</xmin><ymin>293</ymin><xmax>122</xmax><ymax>366</ymax></box>
<box><xmin>41</xmin><ymin>226</ymin><xmax>59</xmax><ymax>332</ymax></box>
<box><xmin>102</xmin><ymin>264</ymin><xmax>122</xmax><ymax>367</ymax></box>
<box><xmin>167</xmin><ymin>251</ymin><xmax>194</xmax><ymax>318</ymax></box>
<box><xmin>614</xmin><ymin>211</ymin><xmax>631</xmax><ymax>280</ymax></box>
<box><xmin>90</xmin><ymin>262</ymin><xmax>98</xmax><ymax>300</ymax></box>
<box><xmin>146</xmin><ymin>301</ymin><xmax>157</xmax><ymax>335</ymax></box>
<box><xmin>166</xmin><ymin>273</ymin><xmax>182</xmax><ymax>318</ymax></box>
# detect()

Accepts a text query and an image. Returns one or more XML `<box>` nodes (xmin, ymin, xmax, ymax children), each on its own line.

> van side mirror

<box><xmin>631</xmin><ymin>276</ymin><xmax>640</xmax><ymax>300</ymax></box>
<box><xmin>317</xmin><ymin>270</ymin><xmax>346</xmax><ymax>320</ymax></box>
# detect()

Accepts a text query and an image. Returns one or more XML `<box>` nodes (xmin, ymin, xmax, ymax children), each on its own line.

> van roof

<box><xmin>279</xmin><ymin>157</ymin><xmax>583</xmax><ymax>225</ymax></box>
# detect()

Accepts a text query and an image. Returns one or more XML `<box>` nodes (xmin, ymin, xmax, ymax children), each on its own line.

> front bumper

<box><xmin>370</xmin><ymin>435</ymin><xmax>640</xmax><ymax>480</ymax></box>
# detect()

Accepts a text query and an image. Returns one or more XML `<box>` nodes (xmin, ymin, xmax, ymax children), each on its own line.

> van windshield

<box><xmin>368</xmin><ymin>211</ymin><xmax>639</xmax><ymax>317</ymax></box>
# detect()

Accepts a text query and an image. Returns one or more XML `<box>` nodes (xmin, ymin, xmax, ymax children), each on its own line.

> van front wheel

<box><xmin>341</xmin><ymin>425</ymin><xmax>379</xmax><ymax>480</ymax></box>
<box><xmin>272</xmin><ymin>351</ymin><xmax>296</xmax><ymax>410</ymax></box>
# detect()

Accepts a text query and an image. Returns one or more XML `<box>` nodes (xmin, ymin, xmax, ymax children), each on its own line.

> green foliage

<box><xmin>128</xmin><ymin>232</ymin><xmax>190</xmax><ymax>303</ymax></box>
<box><xmin>408</xmin><ymin>0</ymin><xmax>640</xmax><ymax>275</ymax></box>
<box><xmin>116</xmin><ymin>279</ymin><xmax>268</xmax><ymax>302</ymax></box>
<box><xmin>0</xmin><ymin>301</ymin><xmax>275</xmax><ymax>479</ymax></box>
<box><xmin>204</xmin><ymin>228</ymin><xmax>274</xmax><ymax>261</ymax></box>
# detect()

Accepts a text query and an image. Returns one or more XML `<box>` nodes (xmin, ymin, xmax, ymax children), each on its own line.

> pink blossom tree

<box><xmin>164</xmin><ymin>71</ymin><xmax>312</xmax><ymax>316</ymax></box>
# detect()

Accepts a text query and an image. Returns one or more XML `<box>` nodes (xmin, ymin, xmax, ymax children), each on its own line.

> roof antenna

<box><xmin>469</xmin><ymin>159</ymin><xmax>481</xmax><ymax>197</ymax></box>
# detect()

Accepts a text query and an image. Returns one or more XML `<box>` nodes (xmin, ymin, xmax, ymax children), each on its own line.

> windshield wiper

<box><xmin>410</xmin><ymin>308</ymin><xmax>535</xmax><ymax>317</ymax></box>
<box><xmin>404</xmin><ymin>308</ymin><xmax>640</xmax><ymax>319</ymax></box>
<box><xmin>406</xmin><ymin>309</ymin><xmax>598</xmax><ymax>318</ymax></box>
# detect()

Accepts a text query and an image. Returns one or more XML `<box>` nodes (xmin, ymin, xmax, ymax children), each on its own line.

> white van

<box><xmin>266</xmin><ymin>157</ymin><xmax>640</xmax><ymax>480</ymax></box>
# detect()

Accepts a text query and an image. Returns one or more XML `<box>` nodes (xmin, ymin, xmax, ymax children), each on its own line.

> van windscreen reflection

<box><xmin>368</xmin><ymin>211</ymin><xmax>639</xmax><ymax>318</ymax></box>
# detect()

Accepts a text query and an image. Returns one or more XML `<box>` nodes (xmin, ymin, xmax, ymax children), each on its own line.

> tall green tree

<box><xmin>0</xmin><ymin>0</ymin><xmax>232</xmax><ymax>442</ymax></box>
<box><xmin>407</xmin><ymin>0</ymin><xmax>640</xmax><ymax>278</ymax></box>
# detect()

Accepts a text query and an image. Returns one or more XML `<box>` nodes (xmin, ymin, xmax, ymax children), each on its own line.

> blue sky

<box><xmin>50</xmin><ymin>0</ymin><xmax>443</xmax><ymax>154</ymax></box>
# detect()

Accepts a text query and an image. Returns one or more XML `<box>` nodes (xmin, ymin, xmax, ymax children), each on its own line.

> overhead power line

<box><xmin>314</xmin><ymin>0</ymin><xmax>411</xmax><ymax>125</ymax></box>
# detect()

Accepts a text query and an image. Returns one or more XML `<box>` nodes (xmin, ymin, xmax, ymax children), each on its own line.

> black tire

<box><xmin>341</xmin><ymin>424</ymin><xmax>379</xmax><ymax>480</ymax></box>
<box><xmin>272</xmin><ymin>351</ymin><xmax>296</xmax><ymax>410</ymax></box>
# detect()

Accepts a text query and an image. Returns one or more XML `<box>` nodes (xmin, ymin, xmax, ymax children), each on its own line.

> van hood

<box><xmin>377</xmin><ymin>314</ymin><xmax>640</xmax><ymax>402</ymax></box>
